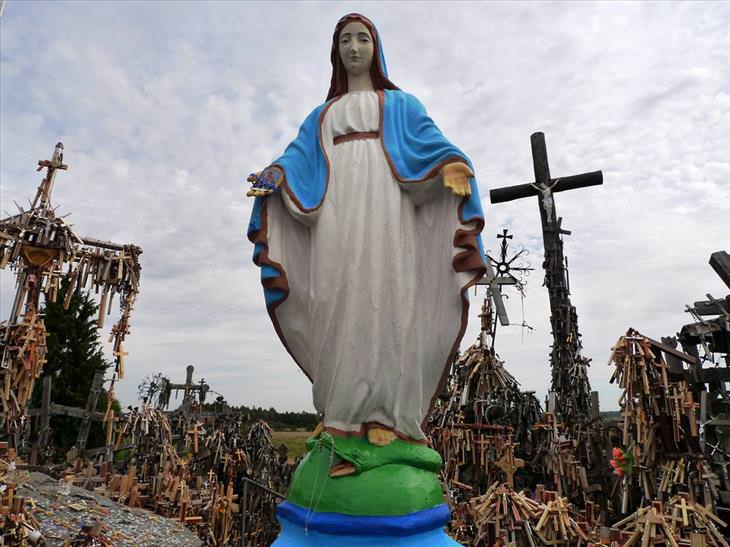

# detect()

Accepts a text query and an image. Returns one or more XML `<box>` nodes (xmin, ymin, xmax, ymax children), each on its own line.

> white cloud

<box><xmin>1</xmin><ymin>1</ymin><xmax>728</xmax><ymax>413</ymax></box>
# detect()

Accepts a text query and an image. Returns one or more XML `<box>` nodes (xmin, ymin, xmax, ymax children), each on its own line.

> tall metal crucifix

<box><xmin>489</xmin><ymin>132</ymin><xmax>603</xmax><ymax>426</ymax></box>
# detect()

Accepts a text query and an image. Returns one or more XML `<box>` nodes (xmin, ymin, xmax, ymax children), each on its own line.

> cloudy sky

<box><xmin>1</xmin><ymin>2</ymin><xmax>728</xmax><ymax>413</ymax></box>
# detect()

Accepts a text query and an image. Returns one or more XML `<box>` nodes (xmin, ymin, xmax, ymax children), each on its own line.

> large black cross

<box><xmin>489</xmin><ymin>132</ymin><xmax>603</xmax><ymax>425</ymax></box>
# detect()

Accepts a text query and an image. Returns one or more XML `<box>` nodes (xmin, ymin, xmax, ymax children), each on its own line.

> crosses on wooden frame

<box><xmin>0</xmin><ymin>143</ymin><xmax>142</xmax><ymax>447</ymax></box>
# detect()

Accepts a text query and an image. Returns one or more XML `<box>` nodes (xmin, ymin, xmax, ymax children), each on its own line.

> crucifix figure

<box><xmin>531</xmin><ymin>178</ymin><xmax>559</xmax><ymax>225</ymax></box>
<box><xmin>0</xmin><ymin>143</ymin><xmax>142</xmax><ymax>448</ymax></box>
<box><xmin>489</xmin><ymin>132</ymin><xmax>603</xmax><ymax>427</ymax></box>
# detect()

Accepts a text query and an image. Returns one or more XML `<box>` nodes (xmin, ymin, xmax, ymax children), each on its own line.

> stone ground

<box><xmin>16</xmin><ymin>471</ymin><xmax>202</xmax><ymax>546</ymax></box>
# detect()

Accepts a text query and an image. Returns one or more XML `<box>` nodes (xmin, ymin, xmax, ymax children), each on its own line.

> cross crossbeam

<box><xmin>27</xmin><ymin>370</ymin><xmax>114</xmax><ymax>464</ymax></box>
<box><xmin>490</xmin><ymin>171</ymin><xmax>603</xmax><ymax>204</ymax></box>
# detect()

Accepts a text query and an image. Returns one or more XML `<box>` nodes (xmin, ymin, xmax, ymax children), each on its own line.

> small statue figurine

<box><xmin>247</xmin><ymin>13</ymin><xmax>486</xmax><ymax>545</ymax></box>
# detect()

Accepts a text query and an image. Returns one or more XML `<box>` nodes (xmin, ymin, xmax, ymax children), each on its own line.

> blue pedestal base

<box><xmin>271</xmin><ymin>502</ymin><xmax>461</xmax><ymax>546</ymax></box>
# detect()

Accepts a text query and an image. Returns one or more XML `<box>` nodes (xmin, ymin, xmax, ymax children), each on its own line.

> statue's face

<box><xmin>338</xmin><ymin>21</ymin><xmax>374</xmax><ymax>78</ymax></box>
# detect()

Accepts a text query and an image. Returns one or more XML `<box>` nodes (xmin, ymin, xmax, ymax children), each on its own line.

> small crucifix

<box><xmin>477</xmin><ymin>259</ymin><xmax>513</xmax><ymax>327</ymax></box>
<box><xmin>477</xmin><ymin>229</ymin><xmax>532</xmax><ymax>328</ymax></box>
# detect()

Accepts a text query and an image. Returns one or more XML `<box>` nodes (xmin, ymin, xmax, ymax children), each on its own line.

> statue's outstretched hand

<box><xmin>442</xmin><ymin>162</ymin><xmax>473</xmax><ymax>197</ymax></box>
<box><xmin>246</xmin><ymin>166</ymin><xmax>284</xmax><ymax>197</ymax></box>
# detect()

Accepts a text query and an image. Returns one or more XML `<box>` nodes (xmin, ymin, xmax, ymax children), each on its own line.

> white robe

<box><xmin>265</xmin><ymin>91</ymin><xmax>472</xmax><ymax>440</ymax></box>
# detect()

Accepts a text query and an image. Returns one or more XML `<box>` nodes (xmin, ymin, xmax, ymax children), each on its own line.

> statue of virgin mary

<box><xmin>247</xmin><ymin>13</ymin><xmax>486</xmax><ymax>545</ymax></box>
<box><xmin>247</xmin><ymin>13</ymin><xmax>486</xmax><ymax>446</ymax></box>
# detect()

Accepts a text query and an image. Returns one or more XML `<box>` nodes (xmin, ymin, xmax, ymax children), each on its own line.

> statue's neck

<box><xmin>347</xmin><ymin>72</ymin><xmax>374</xmax><ymax>93</ymax></box>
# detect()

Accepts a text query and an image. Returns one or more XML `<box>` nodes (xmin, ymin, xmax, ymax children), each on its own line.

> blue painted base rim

<box><xmin>276</xmin><ymin>502</ymin><xmax>451</xmax><ymax>536</ymax></box>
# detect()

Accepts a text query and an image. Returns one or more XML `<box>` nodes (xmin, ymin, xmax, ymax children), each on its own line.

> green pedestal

<box><xmin>286</xmin><ymin>433</ymin><xmax>446</xmax><ymax>516</ymax></box>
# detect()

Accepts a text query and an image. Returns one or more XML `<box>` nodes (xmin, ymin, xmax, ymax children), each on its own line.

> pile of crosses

<box><xmin>530</xmin><ymin>411</ymin><xmax>592</xmax><ymax>500</ymax></box>
<box><xmin>0</xmin><ymin>442</ymin><xmax>43</xmax><ymax>546</ymax></box>
<box><xmin>430</xmin><ymin>307</ymin><xmax>729</xmax><ymax>546</ymax></box>
<box><xmin>607</xmin><ymin>330</ymin><xmax>720</xmax><ymax>512</ymax></box>
<box><xmin>74</xmin><ymin>374</ymin><xmax>294</xmax><ymax>547</ymax></box>
<box><xmin>470</xmin><ymin>482</ymin><xmax>592</xmax><ymax>546</ymax></box>
<box><xmin>427</xmin><ymin>250</ymin><xmax>541</xmax><ymax>541</ymax></box>
<box><xmin>428</xmin><ymin>300</ymin><xmax>541</xmax><ymax>483</ymax></box>
<box><xmin>678</xmin><ymin>251</ymin><xmax>730</xmax><ymax>500</ymax></box>
<box><xmin>427</xmin><ymin>295</ymin><xmax>603</xmax><ymax>544</ymax></box>
<box><xmin>0</xmin><ymin>143</ymin><xmax>142</xmax><ymax>453</ymax></box>
<box><xmin>429</xmin><ymin>133</ymin><xmax>730</xmax><ymax>545</ymax></box>
<box><xmin>605</xmin><ymin>496</ymin><xmax>728</xmax><ymax>546</ymax></box>
<box><xmin>444</xmin><ymin>437</ymin><xmax>729</xmax><ymax>546</ymax></box>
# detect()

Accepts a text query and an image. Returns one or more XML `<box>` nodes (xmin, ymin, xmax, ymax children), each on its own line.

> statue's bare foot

<box><xmin>330</xmin><ymin>462</ymin><xmax>356</xmax><ymax>477</ymax></box>
<box><xmin>367</xmin><ymin>427</ymin><xmax>397</xmax><ymax>446</ymax></box>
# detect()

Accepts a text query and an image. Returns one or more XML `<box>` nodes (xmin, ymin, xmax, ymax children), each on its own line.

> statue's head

<box><xmin>327</xmin><ymin>13</ymin><xmax>399</xmax><ymax>100</ymax></box>
<box><xmin>338</xmin><ymin>19</ymin><xmax>374</xmax><ymax>79</ymax></box>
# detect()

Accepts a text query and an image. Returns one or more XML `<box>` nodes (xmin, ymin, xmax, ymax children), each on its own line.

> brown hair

<box><xmin>326</xmin><ymin>13</ymin><xmax>399</xmax><ymax>101</ymax></box>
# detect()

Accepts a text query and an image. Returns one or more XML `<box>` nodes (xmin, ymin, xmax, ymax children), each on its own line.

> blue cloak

<box><xmin>248</xmin><ymin>89</ymin><xmax>486</xmax><ymax>307</ymax></box>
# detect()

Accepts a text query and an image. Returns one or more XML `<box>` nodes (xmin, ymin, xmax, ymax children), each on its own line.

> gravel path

<box><xmin>16</xmin><ymin>472</ymin><xmax>202</xmax><ymax>546</ymax></box>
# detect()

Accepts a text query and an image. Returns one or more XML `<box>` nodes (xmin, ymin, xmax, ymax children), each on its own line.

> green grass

<box><xmin>271</xmin><ymin>430</ymin><xmax>313</xmax><ymax>460</ymax></box>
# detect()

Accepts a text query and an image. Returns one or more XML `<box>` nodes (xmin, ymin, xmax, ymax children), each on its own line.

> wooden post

<box><xmin>700</xmin><ymin>390</ymin><xmax>708</xmax><ymax>452</ymax></box>
<box><xmin>240</xmin><ymin>478</ymin><xmax>248</xmax><ymax>547</ymax></box>
<box><xmin>21</xmin><ymin>412</ymin><xmax>32</xmax><ymax>451</ymax></box>
<box><xmin>75</xmin><ymin>370</ymin><xmax>105</xmax><ymax>451</ymax></box>
<box><xmin>37</xmin><ymin>376</ymin><xmax>52</xmax><ymax>450</ymax></box>
<box><xmin>547</xmin><ymin>392</ymin><xmax>557</xmax><ymax>414</ymax></box>
<box><xmin>184</xmin><ymin>365</ymin><xmax>194</xmax><ymax>400</ymax></box>
<box><xmin>590</xmin><ymin>391</ymin><xmax>600</xmax><ymax>417</ymax></box>
<box><xmin>709</xmin><ymin>250</ymin><xmax>730</xmax><ymax>290</ymax></box>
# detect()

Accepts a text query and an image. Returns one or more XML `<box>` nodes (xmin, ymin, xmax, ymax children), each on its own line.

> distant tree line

<box><xmin>203</xmin><ymin>399</ymin><xmax>320</xmax><ymax>431</ymax></box>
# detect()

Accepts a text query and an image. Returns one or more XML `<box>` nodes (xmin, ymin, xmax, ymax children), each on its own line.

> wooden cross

<box><xmin>490</xmin><ymin>133</ymin><xmax>602</xmax><ymax>216</ymax></box>
<box><xmin>167</xmin><ymin>365</ymin><xmax>210</xmax><ymax>414</ymax></box>
<box><xmin>494</xmin><ymin>441</ymin><xmax>525</xmax><ymax>488</ymax></box>
<box><xmin>187</xmin><ymin>420</ymin><xmax>204</xmax><ymax>453</ymax></box>
<box><xmin>27</xmin><ymin>370</ymin><xmax>113</xmax><ymax>464</ymax></box>
<box><xmin>113</xmin><ymin>344</ymin><xmax>129</xmax><ymax>379</ymax></box>
<box><xmin>489</xmin><ymin>132</ymin><xmax>602</xmax><ymax>425</ymax></box>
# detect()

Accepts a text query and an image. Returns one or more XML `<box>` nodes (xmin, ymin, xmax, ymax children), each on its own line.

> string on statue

<box><xmin>304</xmin><ymin>432</ymin><xmax>336</xmax><ymax>534</ymax></box>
